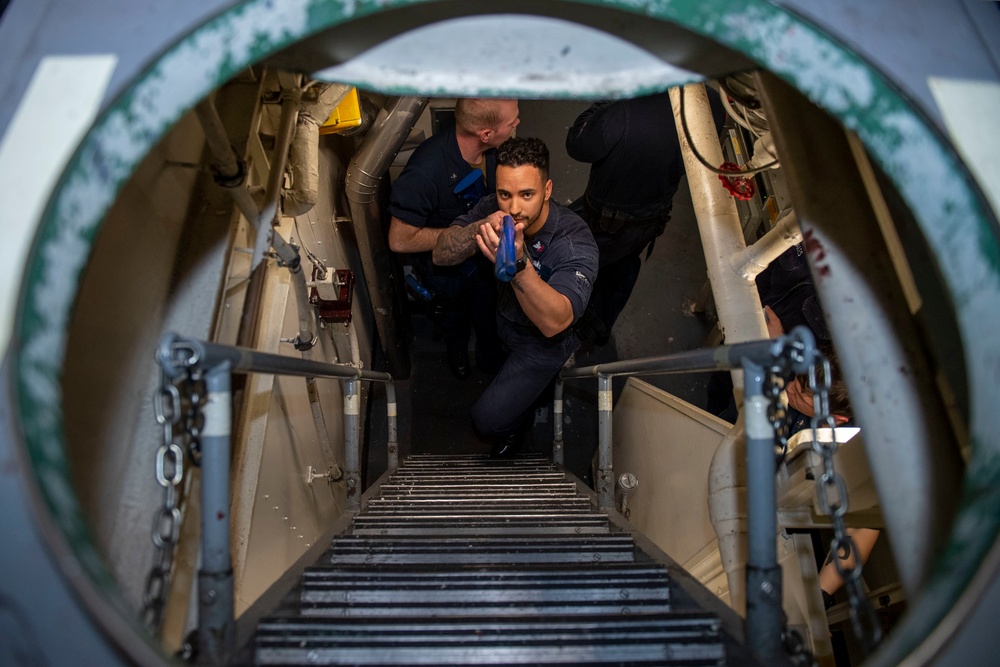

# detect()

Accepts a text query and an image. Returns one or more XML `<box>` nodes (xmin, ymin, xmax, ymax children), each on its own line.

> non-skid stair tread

<box><xmin>253</xmin><ymin>454</ymin><xmax>731</xmax><ymax>665</ymax></box>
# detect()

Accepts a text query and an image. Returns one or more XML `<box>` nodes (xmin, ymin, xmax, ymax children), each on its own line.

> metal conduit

<box><xmin>732</xmin><ymin>210</ymin><xmax>802</xmax><ymax>282</ymax></box>
<box><xmin>345</xmin><ymin>96</ymin><xmax>429</xmax><ymax>379</ymax></box>
<box><xmin>670</xmin><ymin>84</ymin><xmax>768</xmax><ymax>353</ymax></box>
<box><xmin>253</xmin><ymin>89</ymin><xmax>302</xmax><ymax>269</ymax></box>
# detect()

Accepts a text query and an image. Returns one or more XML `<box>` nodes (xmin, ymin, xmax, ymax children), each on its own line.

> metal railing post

<box><xmin>198</xmin><ymin>361</ymin><xmax>234</xmax><ymax>663</ymax></box>
<box><xmin>344</xmin><ymin>378</ymin><xmax>361</xmax><ymax>509</ymax></box>
<box><xmin>742</xmin><ymin>358</ymin><xmax>783</xmax><ymax>665</ymax></box>
<box><xmin>596</xmin><ymin>374</ymin><xmax>614</xmax><ymax>509</ymax></box>
<box><xmin>157</xmin><ymin>333</ymin><xmax>398</xmax><ymax>662</ymax></box>
<box><xmin>552</xmin><ymin>379</ymin><xmax>565</xmax><ymax>467</ymax></box>
<box><xmin>386</xmin><ymin>380</ymin><xmax>399</xmax><ymax>472</ymax></box>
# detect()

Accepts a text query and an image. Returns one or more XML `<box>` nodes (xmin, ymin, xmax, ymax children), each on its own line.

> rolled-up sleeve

<box><xmin>545</xmin><ymin>232</ymin><xmax>599</xmax><ymax>322</ymax></box>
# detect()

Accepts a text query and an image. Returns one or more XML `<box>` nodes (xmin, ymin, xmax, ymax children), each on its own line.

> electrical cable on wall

<box><xmin>293</xmin><ymin>216</ymin><xmax>330</xmax><ymax>277</ymax></box>
<box><xmin>678</xmin><ymin>85</ymin><xmax>779</xmax><ymax>177</ymax></box>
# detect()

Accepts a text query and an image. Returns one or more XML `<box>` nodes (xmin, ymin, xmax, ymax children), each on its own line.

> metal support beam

<box><xmin>596</xmin><ymin>375</ymin><xmax>613</xmax><ymax>510</ymax></box>
<box><xmin>552</xmin><ymin>379</ymin><xmax>565</xmax><ymax>467</ymax></box>
<box><xmin>344</xmin><ymin>378</ymin><xmax>361</xmax><ymax>510</ymax></box>
<box><xmin>386</xmin><ymin>380</ymin><xmax>399</xmax><ymax>473</ymax></box>
<box><xmin>198</xmin><ymin>362</ymin><xmax>234</xmax><ymax>663</ymax></box>
<box><xmin>742</xmin><ymin>358</ymin><xmax>784</xmax><ymax>665</ymax></box>
<box><xmin>670</xmin><ymin>83</ymin><xmax>769</xmax><ymax>361</ymax></box>
<box><xmin>756</xmin><ymin>71</ymin><xmax>965</xmax><ymax>597</ymax></box>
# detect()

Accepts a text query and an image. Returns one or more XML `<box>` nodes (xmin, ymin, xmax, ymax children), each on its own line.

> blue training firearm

<box><xmin>495</xmin><ymin>215</ymin><xmax>517</xmax><ymax>282</ymax></box>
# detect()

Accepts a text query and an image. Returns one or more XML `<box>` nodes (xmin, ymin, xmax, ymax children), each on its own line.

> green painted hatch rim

<box><xmin>11</xmin><ymin>0</ymin><xmax>1000</xmax><ymax>662</ymax></box>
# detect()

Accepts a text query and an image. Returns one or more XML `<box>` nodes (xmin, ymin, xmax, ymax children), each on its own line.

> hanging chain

<box><xmin>765</xmin><ymin>335</ymin><xmax>815</xmax><ymax>667</ymax></box>
<box><xmin>807</xmin><ymin>351</ymin><xmax>883</xmax><ymax>654</ymax></box>
<box><xmin>765</xmin><ymin>364</ymin><xmax>791</xmax><ymax>462</ymax></box>
<box><xmin>142</xmin><ymin>343</ymin><xmax>204</xmax><ymax>633</ymax></box>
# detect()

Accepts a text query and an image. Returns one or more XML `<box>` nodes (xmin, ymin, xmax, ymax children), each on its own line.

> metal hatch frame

<box><xmin>7</xmin><ymin>0</ymin><xmax>1000</xmax><ymax>664</ymax></box>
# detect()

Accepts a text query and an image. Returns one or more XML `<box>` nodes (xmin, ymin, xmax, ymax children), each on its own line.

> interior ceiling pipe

<box><xmin>252</xmin><ymin>88</ymin><xmax>302</xmax><ymax>271</ymax></box>
<box><xmin>670</xmin><ymin>84</ymin><xmax>769</xmax><ymax>354</ymax></box>
<box><xmin>194</xmin><ymin>95</ymin><xmax>264</xmax><ymax>229</ymax></box>
<box><xmin>345</xmin><ymin>95</ymin><xmax>429</xmax><ymax>379</ymax></box>
<box><xmin>732</xmin><ymin>210</ymin><xmax>802</xmax><ymax>282</ymax></box>
<box><xmin>708</xmin><ymin>417</ymin><xmax>749</xmax><ymax>615</ymax></box>
<box><xmin>282</xmin><ymin>82</ymin><xmax>353</xmax><ymax>218</ymax></box>
<box><xmin>756</xmin><ymin>71</ymin><xmax>965</xmax><ymax>598</ymax></box>
<box><xmin>671</xmin><ymin>82</ymin><xmax>769</xmax><ymax>623</ymax></box>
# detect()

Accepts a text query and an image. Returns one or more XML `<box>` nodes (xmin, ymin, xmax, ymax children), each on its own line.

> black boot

<box><xmin>490</xmin><ymin>430</ymin><xmax>525</xmax><ymax>458</ymax></box>
<box><xmin>447</xmin><ymin>347</ymin><xmax>470</xmax><ymax>379</ymax></box>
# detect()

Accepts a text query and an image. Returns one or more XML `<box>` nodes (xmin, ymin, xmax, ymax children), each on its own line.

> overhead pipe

<box><xmin>670</xmin><ymin>83</ymin><xmax>770</xmax><ymax>617</ymax></box>
<box><xmin>251</xmin><ymin>89</ymin><xmax>302</xmax><ymax>271</ymax></box>
<box><xmin>732</xmin><ymin>210</ymin><xmax>802</xmax><ymax>282</ymax></box>
<box><xmin>346</xmin><ymin>96</ymin><xmax>430</xmax><ymax>379</ymax></box>
<box><xmin>707</xmin><ymin>417</ymin><xmax>749</xmax><ymax>614</ymax></box>
<box><xmin>282</xmin><ymin>83</ymin><xmax>353</xmax><ymax>217</ymax></box>
<box><xmin>670</xmin><ymin>84</ymin><xmax>769</xmax><ymax>351</ymax></box>
<box><xmin>194</xmin><ymin>96</ymin><xmax>262</xmax><ymax>227</ymax></box>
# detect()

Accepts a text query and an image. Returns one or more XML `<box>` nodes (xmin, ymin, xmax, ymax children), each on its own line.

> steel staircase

<box><xmin>252</xmin><ymin>454</ymin><xmax>755</xmax><ymax>666</ymax></box>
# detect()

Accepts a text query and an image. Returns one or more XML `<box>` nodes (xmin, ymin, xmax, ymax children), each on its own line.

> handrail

<box><xmin>556</xmin><ymin>327</ymin><xmax>815</xmax><ymax>664</ymax></box>
<box><xmin>155</xmin><ymin>332</ymin><xmax>396</xmax><ymax>663</ymax></box>
<box><xmin>560</xmin><ymin>336</ymin><xmax>794</xmax><ymax>380</ymax></box>
<box><xmin>554</xmin><ymin>332</ymin><xmax>812</xmax><ymax>503</ymax></box>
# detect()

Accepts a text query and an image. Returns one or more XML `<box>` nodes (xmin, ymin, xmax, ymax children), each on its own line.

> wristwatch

<box><xmin>515</xmin><ymin>254</ymin><xmax>529</xmax><ymax>273</ymax></box>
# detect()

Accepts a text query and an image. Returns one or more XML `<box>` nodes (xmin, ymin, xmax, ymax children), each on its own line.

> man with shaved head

<box><xmin>388</xmin><ymin>98</ymin><xmax>520</xmax><ymax>379</ymax></box>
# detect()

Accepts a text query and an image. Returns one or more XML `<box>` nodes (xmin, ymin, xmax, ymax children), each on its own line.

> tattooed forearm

<box><xmin>433</xmin><ymin>223</ymin><xmax>482</xmax><ymax>266</ymax></box>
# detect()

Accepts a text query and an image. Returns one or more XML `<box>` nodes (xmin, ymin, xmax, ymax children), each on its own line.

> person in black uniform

<box><xmin>433</xmin><ymin>137</ymin><xmax>599</xmax><ymax>456</ymax></box>
<box><xmin>388</xmin><ymin>98</ymin><xmax>520</xmax><ymax>378</ymax></box>
<box><xmin>566</xmin><ymin>89</ymin><xmax>725</xmax><ymax>346</ymax></box>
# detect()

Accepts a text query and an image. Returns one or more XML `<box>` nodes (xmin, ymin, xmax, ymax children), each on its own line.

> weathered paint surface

<box><xmin>10</xmin><ymin>0</ymin><xmax>1000</xmax><ymax>661</ymax></box>
<box><xmin>313</xmin><ymin>14</ymin><xmax>705</xmax><ymax>98</ymax></box>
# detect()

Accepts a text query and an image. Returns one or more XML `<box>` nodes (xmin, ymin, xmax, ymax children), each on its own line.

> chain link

<box><xmin>806</xmin><ymin>351</ymin><xmax>883</xmax><ymax>654</ymax></box>
<box><xmin>764</xmin><ymin>338</ymin><xmax>881</xmax><ymax>659</ymax></box>
<box><xmin>765</xmin><ymin>368</ymin><xmax>791</xmax><ymax>461</ymax></box>
<box><xmin>141</xmin><ymin>351</ymin><xmax>204</xmax><ymax>634</ymax></box>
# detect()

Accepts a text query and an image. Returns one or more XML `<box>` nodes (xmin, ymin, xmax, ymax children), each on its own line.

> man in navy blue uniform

<box><xmin>434</xmin><ymin>137</ymin><xmax>599</xmax><ymax>456</ymax></box>
<box><xmin>388</xmin><ymin>98</ymin><xmax>520</xmax><ymax>379</ymax></box>
<box><xmin>566</xmin><ymin>89</ymin><xmax>725</xmax><ymax>346</ymax></box>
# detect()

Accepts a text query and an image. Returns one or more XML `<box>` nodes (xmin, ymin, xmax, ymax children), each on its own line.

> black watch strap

<box><xmin>515</xmin><ymin>255</ymin><xmax>528</xmax><ymax>273</ymax></box>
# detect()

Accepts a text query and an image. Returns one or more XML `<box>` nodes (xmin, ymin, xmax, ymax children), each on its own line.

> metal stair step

<box><xmin>327</xmin><ymin>535</ymin><xmax>637</xmax><ymax>565</ymax></box>
<box><xmin>255</xmin><ymin>613</ymin><xmax>725</xmax><ymax>666</ymax></box>
<box><xmin>379</xmin><ymin>482</ymin><xmax>579</xmax><ymax>494</ymax></box>
<box><xmin>302</xmin><ymin>563</ymin><xmax>670</xmax><ymax>584</ymax></box>
<box><xmin>351</xmin><ymin>515</ymin><xmax>611</xmax><ymax>536</ymax></box>
<box><xmin>253</xmin><ymin>454</ymin><xmax>737</xmax><ymax>666</ymax></box>
<box><xmin>364</xmin><ymin>498</ymin><xmax>594</xmax><ymax>512</ymax></box>
<box><xmin>387</xmin><ymin>474</ymin><xmax>568</xmax><ymax>484</ymax></box>
<box><xmin>300</xmin><ymin>564</ymin><xmax>671</xmax><ymax>616</ymax></box>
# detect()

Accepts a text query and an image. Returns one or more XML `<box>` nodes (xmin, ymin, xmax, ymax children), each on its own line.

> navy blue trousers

<box><xmin>425</xmin><ymin>264</ymin><xmax>503</xmax><ymax>368</ymax></box>
<box><xmin>472</xmin><ymin>317</ymin><xmax>580</xmax><ymax>436</ymax></box>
